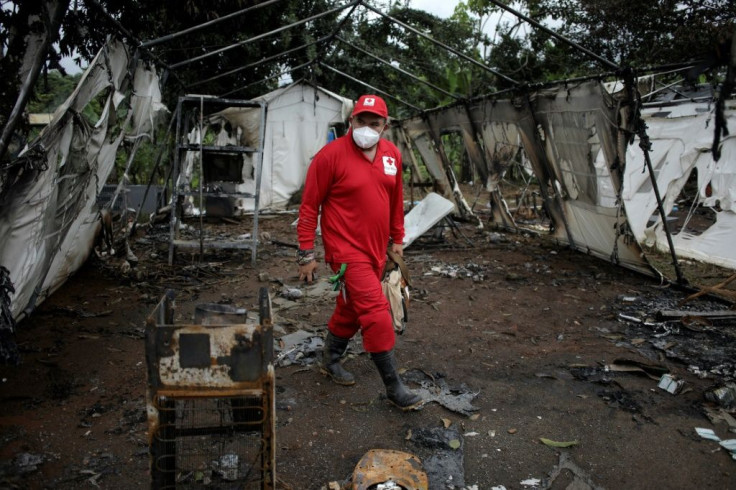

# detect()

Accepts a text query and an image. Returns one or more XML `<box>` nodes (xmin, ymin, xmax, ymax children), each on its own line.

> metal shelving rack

<box><xmin>168</xmin><ymin>95</ymin><xmax>267</xmax><ymax>266</ymax></box>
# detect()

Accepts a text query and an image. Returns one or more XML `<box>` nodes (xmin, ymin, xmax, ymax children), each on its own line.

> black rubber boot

<box><xmin>371</xmin><ymin>350</ymin><xmax>423</xmax><ymax>411</ymax></box>
<box><xmin>320</xmin><ymin>332</ymin><xmax>356</xmax><ymax>386</ymax></box>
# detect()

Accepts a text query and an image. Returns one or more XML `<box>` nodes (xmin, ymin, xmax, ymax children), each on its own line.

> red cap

<box><xmin>351</xmin><ymin>95</ymin><xmax>388</xmax><ymax>118</ymax></box>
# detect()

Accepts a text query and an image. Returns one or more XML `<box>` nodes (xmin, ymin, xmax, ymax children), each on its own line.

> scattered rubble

<box><xmin>409</xmin><ymin>427</ymin><xmax>466</xmax><ymax>489</ymax></box>
<box><xmin>544</xmin><ymin>452</ymin><xmax>604</xmax><ymax>489</ymax></box>
<box><xmin>275</xmin><ymin>330</ymin><xmax>323</xmax><ymax>367</ymax></box>
<box><xmin>425</xmin><ymin>262</ymin><xmax>489</xmax><ymax>282</ymax></box>
<box><xmin>695</xmin><ymin>427</ymin><xmax>736</xmax><ymax>461</ymax></box>
<box><xmin>658</xmin><ymin>373</ymin><xmax>685</xmax><ymax>394</ymax></box>
<box><xmin>13</xmin><ymin>452</ymin><xmax>44</xmax><ymax>474</ymax></box>
<box><xmin>705</xmin><ymin>383</ymin><xmax>736</xmax><ymax>409</ymax></box>
<box><xmin>280</xmin><ymin>286</ymin><xmax>303</xmax><ymax>300</ymax></box>
<box><xmin>703</xmin><ymin>406</ymin><xmax>736</xmax><ymax>433</ymax></box>
<box><xmin>3</xmin><ymin>210</ymin><xmax>736</xmax><ymax>488</ymax></box>
<box><xmin>614</xmin><ymin>289</ymin><xmax>736</xmax><ymax>382</ymax></box>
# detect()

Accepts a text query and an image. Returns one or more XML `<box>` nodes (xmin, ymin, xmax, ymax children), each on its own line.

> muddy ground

<box><xmin>1</xmin><ymin>202</ymin><xmax>736</xmax><ymax>490</ymax></box>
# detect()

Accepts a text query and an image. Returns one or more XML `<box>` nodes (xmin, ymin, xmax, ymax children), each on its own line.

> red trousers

<box><xmin>327</xmin><ymin>261</ymin><xmax>395</xmax><ymax>353</ymax></box>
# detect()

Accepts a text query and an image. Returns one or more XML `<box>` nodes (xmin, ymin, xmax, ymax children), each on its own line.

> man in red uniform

<box><xmin>296</xmin><ymin>94</ymin><xmax>422</xmax><ymax>411</ymax></box>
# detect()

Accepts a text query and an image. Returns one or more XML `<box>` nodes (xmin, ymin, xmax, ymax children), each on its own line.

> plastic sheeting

<box><xmin>398</xmin><ymin>80</ymin><xmax>736</xmax><ymax>273</ymax></box>
<box><xmin>525</xmin><ymin>83</ymin><xmax>652</xmax><ymax>273</ymax></box>
<box><xmin>395</xmin><ymin>81</ymin><xmax>654</xmax><ymax>276</ymax></box>
<box><xmin>0</xmin><ymin>40</ymin><xmax>165</xmax><ymax>321</ymax></box>
<box><xmin>403</xmin><ymin>193</ymin><xmax>456</xmax><ymax>249</ymax></box>
<box><xmin>208</xmin><ymin>82</ymin><xmax>353</xmax><ymax>211</ymax></box>
<box><xmin>624</xmin><ymin>101</ymin><xmax>736</xmax><ymax>269</ymax></box>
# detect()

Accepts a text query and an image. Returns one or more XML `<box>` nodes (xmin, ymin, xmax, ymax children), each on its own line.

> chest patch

<box><xmin>382</xmin><ymin>156</ymin><xmax>397</xmax><ymax>176</ymax></box>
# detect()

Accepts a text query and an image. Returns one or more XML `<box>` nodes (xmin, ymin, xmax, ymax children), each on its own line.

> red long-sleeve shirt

<box><xmin>297</xmin><ymin>129</ymin><xmax>404</xmax><ymax>268</ymax></box>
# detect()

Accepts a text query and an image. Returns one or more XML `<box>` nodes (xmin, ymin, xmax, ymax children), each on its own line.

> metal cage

<box><xmin>145</xmin><ymin>288</ymin><xmax>275</xmax><ymax>489</ymax></box>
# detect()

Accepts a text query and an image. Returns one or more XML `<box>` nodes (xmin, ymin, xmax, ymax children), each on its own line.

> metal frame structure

<box><xmin>168</xmin><ymin>95</ymin><xmax>267</xmax><ymax>266</ymax></box>
<box><xmin>83</xmin><ymin>0</ymin><xmax>714</xmax><ymax>283</ymax></box>
<box><xmin>145</xmin><ymin>288</ymin><xmax>276</xmax><ymax>489</ymax></box>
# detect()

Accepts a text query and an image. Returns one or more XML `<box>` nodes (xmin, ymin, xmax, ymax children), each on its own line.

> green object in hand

<box><xmin>329</xmin><ymin>263</ymin><xmax>347</xmax><ymax>291</ymax></box>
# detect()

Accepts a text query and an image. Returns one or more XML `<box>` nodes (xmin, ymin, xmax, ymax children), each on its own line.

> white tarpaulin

<box><xmin>0</xmin><ymin>40</ymin><xmax>166</xmax><ymax>321</ymax></box>
<box><xmin>398</xmin><ymin>81</ymin><xmax>654</xmax><ymax>275</ymax></box>
<box><xmin>208</xmin><ymin>82</ymin><xmax>353</xmax><ymax>211</ymax></box>
<box><xmin>623</xmin><ymin>100</ymin><xmax>736</xmax><ymax>269</ymax></box>
<box><xmin>403</xmin><ymin>192</ymin><xmax>456</xmax><ymax>249</ymax></box>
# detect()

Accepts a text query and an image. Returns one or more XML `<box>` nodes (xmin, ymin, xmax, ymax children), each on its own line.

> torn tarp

<box><xmin>0</xmin><ymin>39</ymin><xmax>166</xmax><ymax>323</ymax></box>
<box><xmin>623</xmin><ymin>96</ymin><xmax>736</xmax><ymax>269</ymax></box>
<box><xmin>395</xmin><ymin>81</ymin><xmax>654</xmax><ymax>276</ymax></box>
<box><xmin>0</xmin><ymin>266</ymin><xmax>19</xmax><ymax>364</ymax></box>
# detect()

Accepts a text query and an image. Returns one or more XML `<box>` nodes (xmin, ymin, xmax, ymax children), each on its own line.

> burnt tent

<box><xmin>0</xmin><ymin>1</ymin><xmax>734</xmax><ymax>345</ymax></box>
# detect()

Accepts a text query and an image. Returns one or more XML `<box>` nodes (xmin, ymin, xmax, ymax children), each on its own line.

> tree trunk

<box><xmin>0</xmin><ymin>0</ymin><xmax>70</xmax><ymax>162</ymax></box>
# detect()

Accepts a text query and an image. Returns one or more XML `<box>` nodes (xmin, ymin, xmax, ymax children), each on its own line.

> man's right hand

<box><xmin>299</xmin><ymin>261</ymin><xmax>318</xmax><ymax>283</ymax></box>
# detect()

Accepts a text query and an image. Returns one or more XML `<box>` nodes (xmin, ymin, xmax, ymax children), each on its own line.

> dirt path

<box><xmin>1</xmin><ymin>212</ymin><xmax>735</xmax><ymax>489</ymax></box>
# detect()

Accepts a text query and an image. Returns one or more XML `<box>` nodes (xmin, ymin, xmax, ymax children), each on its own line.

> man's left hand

<box><xmin>391</xmin><ymin>242</ymin><xmax>403</xmax><ymax>257</ymax></box>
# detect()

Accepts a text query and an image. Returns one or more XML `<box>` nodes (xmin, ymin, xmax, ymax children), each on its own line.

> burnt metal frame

<box><xmin>140</xmin><ymin>0</ymin><xmax>284</xmax><ymax>49</ymax></box>
<box><xmin>168</xmin><ymin>0</ymin><xmax>361</xmax><ymax>70</ymax></box>
<box><xmin>222</xmin><ymin>60</ymin><xmax>316</xmax><ymax>98</ymax></box>
<box><xmin>360</xmin><ymin>1</ymin><xmax>519</xmax><ymax>87</ymax></box>
<box><xmin>145</xmin><ymin>288</ymin><xmax>275</xmax><ymax>489</ymax></box>
<box><xmin>319</xmin><ymin>62</ymin><xmax>422</xmax><ymax>112</ymax></box>
<box><xmin>168</xmin><ymin>95</ymin><xmax>267</xmax><ymax>266</ymax></box>
<box><xmin>117</xmin><ymin>0</ymin><xmax>696</xmax><ymax>283</ymax></box>
<box><xmin>334</xmin><ymin>35</ymin><xmax>462</xmax><ymax>102</ymax></box>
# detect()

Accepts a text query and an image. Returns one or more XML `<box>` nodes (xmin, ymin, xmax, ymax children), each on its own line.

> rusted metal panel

<box><xmin>151</xmin><ymin>323</ymin><xmax>271</xmax><ymax>389</ymax></box>
<box><xmin>145</xmin><ymin>290</ymin><xmax>273</xmax><ymax>392</ymax></box>
<box><xmin>351</xmin><ymin>449</ymin><xmax>429</xmax><ymax>490</ymax></box>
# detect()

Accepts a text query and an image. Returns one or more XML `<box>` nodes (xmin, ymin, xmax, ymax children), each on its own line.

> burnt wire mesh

<box><xmin>151</xmin><ymin>395</ymin><xmax>267</xmax><ymax>489</ymax></box>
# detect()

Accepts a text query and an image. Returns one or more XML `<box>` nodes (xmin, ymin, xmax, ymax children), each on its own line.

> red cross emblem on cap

<box><xmin>352</xmin><ymin>95</ymin><xmax>388</xmax><ymax>118</ymax></box>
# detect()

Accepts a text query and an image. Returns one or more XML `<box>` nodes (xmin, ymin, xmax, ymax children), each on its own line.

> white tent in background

<box><xmin>206</xmin><ymin>81</ymin><xmax>354</xmax><ymax>211</ymax></box>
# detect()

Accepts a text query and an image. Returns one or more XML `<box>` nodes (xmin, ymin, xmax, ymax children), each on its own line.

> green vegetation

<box><xmin>5</xmin><ymin>0</ymin><xmax>732</xmax><ymax>122</ymax></box>
<box><xmin>4</xmin><ymin>0</ymin><xmax>733</xmax><ymax>180</ymax></box>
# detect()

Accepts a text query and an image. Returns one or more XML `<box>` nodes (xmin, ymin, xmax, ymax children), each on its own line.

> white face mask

<box><xmin>352</xmin><ymin>126</ymin><xmax>382</xmax><ymax>149</ymax></box>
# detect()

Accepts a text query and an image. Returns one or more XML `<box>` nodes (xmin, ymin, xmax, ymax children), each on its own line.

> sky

<box><xmin>60</xmin><ymin>53</ymin><xmax>82</xmax><ymax>74</ymax></box>
<box><xmin>409</xmin><ymin>0</ymin><xmax>460</xmax><ymax>19</ymax></box>
<box><xmin>408</xmin><ymin>0</ymin><xmax>518</xmax><ymax>55</ymax></box>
